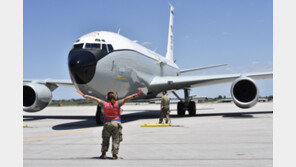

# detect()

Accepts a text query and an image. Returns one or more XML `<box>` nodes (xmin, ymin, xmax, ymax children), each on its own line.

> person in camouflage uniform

<box><xmin>83</xmin><ymin>92</ymin><xmax>137</xmax><ymax>159</ymax></box>
<box><xmin>159</xmin><ymin>91</ymin><xmax>171</xmax><ymax>124</ymax></box>
<box><xmin>101</xmin><ymin>121</ymin><xmax>123</xmax><ymax>156</ymax></box>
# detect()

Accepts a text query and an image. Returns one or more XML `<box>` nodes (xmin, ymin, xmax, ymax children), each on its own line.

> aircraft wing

<box><xmin>149</xmin><ymin>72</ymin><xmax>273</xmax><ymax>92</ymax></box>
<box><xmin>23</xmin><ymin>79</ymin><xmax>74</xmax><ymax>88</ymax></box>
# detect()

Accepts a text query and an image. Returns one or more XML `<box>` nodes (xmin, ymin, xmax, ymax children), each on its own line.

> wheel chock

<box><xmin>141</xmin><ymin>123</ymin><xmax>172</xmax><ymax>127</ymax></box>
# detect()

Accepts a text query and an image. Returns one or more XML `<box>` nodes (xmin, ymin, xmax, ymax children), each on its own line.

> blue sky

<box><xmin>24</xmin><ymin>0</ymin><xmax>273</xmax><ymax>99</ymax></box>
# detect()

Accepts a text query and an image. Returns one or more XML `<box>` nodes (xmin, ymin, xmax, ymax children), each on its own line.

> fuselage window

<box><xmin>107</xmin><ymin>44</ymin><xmax>114</xmax><ymax>52</ymax></box>
<box><xmin>73</xmin><ymin>43</ymin><xmax>83</xmax><ymax>49</ymax></box>
<box><xmin>85</xmin><ymin>43</ymin><xmax>101</xmax><ymax>49</ymax></box>
<box><xmin>102</xmin><ymin>44</ymin><xmax>107</xmax><ymax>52</ymax></box>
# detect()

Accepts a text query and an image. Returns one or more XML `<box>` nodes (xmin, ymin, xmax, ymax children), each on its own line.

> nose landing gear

<box><xmin>95</xmin><ymin>104</ymin><xmax>104</xmax><ymax>125</ymax></box>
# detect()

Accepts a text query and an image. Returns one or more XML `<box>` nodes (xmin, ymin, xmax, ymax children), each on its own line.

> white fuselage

<box><xmin>68</xmin><ymin>31</ymin><xmax>180</xmax><ymax>99</ymax></box>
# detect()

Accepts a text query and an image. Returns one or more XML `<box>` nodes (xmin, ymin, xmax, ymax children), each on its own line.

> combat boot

<box><xmin>112</xmin><ymin>154</ymin><xmax>118</xmax><ymax>160</ymax></box>
<box><xmin>99</xmin><ymin>152</ymin><xmax>106</xmax><ymax>159</ymax></box>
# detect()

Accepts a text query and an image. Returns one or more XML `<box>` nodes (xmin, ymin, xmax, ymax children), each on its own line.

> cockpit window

<box><xmin>85</xmin><ymin>43</ymin><xmax>101</xmax><ymax>49</ymax></box>
<box><xmin>102</xmin><ymin>44</ymin><xmax>107</xmax><ymax>52</ymax></box>
<box><xmin>95</xmin><ymin>39</ymin><xmax>100</xmax><ymax>42</ymax></box>
<box><xmin>78</xmin><ymin>43</ymin><xmax>114</xmax><ymax>53</ymax></box>
<box><xmin>107</xmin><ymin>44</ymin><xmax>114</xmax><ymax>52</ymax></box>
<box><xmin>102</xmin><ymin>39</ymin><xmax>106</xmax><ymax>42</ymax></box>
<box><xmin>73</xmin><ymin>43</ymin><xmax>83</xmax><ymax>49</ymax></box>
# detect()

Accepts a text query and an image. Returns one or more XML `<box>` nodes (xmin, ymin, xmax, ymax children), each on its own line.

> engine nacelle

<box><xmin>230</xmin><ymin>77</ymin><xmax>259</xmax><ymax>109</ymax></box>
<box><xmin>23</xmin><ymin>83</ymin><xmax>52</xmax><ymax>112</ymax></box>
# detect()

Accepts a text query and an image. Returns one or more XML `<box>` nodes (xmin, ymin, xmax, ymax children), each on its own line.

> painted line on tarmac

<box><xmin>23</xmin><ymin>127</ymin><xmax>93</xmax><ymax>142</ymax></box>
<box><xmin>24</xmin><ymin>158</ymin><xmax>273</xmax><ymax>161</ymax></box>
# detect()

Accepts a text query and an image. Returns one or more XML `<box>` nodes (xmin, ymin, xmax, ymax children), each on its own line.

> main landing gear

<box><xmin>174</xmin><ymin>89</ymin><xmax>196</xmax><ymax>116</ymax></box>
<box><xmin>95</xmin><ymin>104</ymin><xmax>104</xmax><ymax>125</ymax></box>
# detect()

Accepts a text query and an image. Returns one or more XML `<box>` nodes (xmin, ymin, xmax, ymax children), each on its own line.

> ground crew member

<box><xmin>83</xmin><ymin>92</ymin><xmax>138</xmax><ymax>159</ymax></box>
<box><xmin>159</xmin><ymin>91</ymin><xmax>171</xmax><ymax>124</ymax></box>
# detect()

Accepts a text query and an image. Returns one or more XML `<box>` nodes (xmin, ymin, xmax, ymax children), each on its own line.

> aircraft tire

<box><xmin>177</xmin><ymin>101</ymin><xmax>185</xmax><ymax>116</ymax></box>
<box><xmin>188</xmin><ymin>101</ymin><xmax>196</xmax><ymax>116</ymax></box>
<box><xmin>96</xmin><ymin>105</ymin><xmax>104</xmax><ymax>125</ymax></box>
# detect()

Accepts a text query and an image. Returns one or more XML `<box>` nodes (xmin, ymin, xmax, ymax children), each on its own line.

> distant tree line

<box><xmin>49</xmin><ymin>95</ymin><xmax>273</xmax><ymax>106</ymax></box>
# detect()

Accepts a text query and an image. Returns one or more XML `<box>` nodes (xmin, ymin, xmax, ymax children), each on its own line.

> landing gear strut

<box><xmin>175</xmin><ymin>89</ymin><xmax>196</xmax><ymax>116</ymax></box>
<box><xmin>95</xmin><ymin>104</ymin><xmax>104</xmax><ymax>125</ymax></box>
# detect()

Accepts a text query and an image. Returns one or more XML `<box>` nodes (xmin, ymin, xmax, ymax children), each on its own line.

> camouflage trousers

<box><xmin>159</xmin><ymin>107</ymin><xmax>171</xmax><ymax>123</ymax></box>
<box><xmin>101</xmin><ymin>121</ymin><xmax>123</xmax><ymax>155</ymax></box>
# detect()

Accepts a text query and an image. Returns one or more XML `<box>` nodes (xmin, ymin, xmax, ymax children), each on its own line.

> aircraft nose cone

<box><xmin>68</xmin><ymin>49</ymin><xmax>97</xmax><ymax>84</ymax></box>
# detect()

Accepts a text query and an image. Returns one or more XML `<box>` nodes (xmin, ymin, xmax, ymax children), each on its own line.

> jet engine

<box><xmin>230</xmin><ymin>77</ymin><xmax>259</xmax><ymax>109</ymax></box>
<box><xmin>23</xmin><ymin>83</ymin><xmax>52</xmax><ymax>112</ymax></box>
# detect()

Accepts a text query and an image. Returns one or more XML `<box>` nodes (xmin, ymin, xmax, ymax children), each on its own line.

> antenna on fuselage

<box><xmin>117</xmin><ymin>28</ymin><xmax>120</xmax><ymax>34</ymax></box>
<box><xmin>165</xmin><ymin>3</ymin><xmax>174</xmax><ymax>62</ymax></box>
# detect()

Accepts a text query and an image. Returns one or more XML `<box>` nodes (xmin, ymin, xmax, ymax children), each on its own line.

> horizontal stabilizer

<box><xmin>23</xmin><ymin>79</ymin><xmax>73</xmax><ymax>87</ymax></box>
<box><xmin>180</xmin><ymin>64</ymin><xmax>227</xmax><ymax>74</ymax></box>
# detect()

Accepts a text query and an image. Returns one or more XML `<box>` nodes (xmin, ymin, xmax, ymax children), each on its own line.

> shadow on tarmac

<box><xmin>90</xmin><ymin>156</ymin><xmax>123</xmax><ymax>160</ymax></box>
<box><xmin>23</xmin><ymin>110</ymin><xmax>272</xmax><ymax>131</ymax></box>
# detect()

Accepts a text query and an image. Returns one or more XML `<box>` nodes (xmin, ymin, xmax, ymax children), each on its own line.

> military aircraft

<box><xmin>23</xmin><ymin>4</ymin><xmax>272</xmax><ymax>124</ymax></box>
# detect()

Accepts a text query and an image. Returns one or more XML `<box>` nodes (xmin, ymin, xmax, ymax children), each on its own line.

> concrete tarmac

<box><xmin>23</xmin><ymin>102</ymin><xmax>273</xmax><ymax>167</ymax></box>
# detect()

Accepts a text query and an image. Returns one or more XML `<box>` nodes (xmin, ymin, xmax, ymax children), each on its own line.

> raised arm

<box><xmin>84</xmin><ymin>94</ymin><xmax>104</xmax><ymax>104</ymax></box>
<box><xmin>121</xmin><ymin>93</ymin><xmax>138</xmax><ymax>105</ymax></box>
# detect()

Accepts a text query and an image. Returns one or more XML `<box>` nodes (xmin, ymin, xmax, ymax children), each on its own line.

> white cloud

<box><xmin>223</xmin><ymin>61</ymin><xmax>273</xmax><ymax>74</ymax></box>
<box><xmin>251</xmin><ymin>61</ymin><xmax>260</xmax><ymax>67</ymax></box>
<box><xmin>251</xmin><ymin>61</ymin><xmax>259</xmax><ymax>65</ymax></box>
<box><xmin>141</xmin><ymin>41</ymin><xmax>151</xmax><ymax>45</ymax></box>
<box><xmin>226</xmin><ymin>67</ymin><xmax>233</xmax><ymax>72</ymax></box>
<box><xmin>243</xmin><ymin>61</ymin><xmax>273</xmax><ymax>72</ymax></box>
<box><xmin>222</xmin><ymin>32</ymin><xmax>230</xmax><ymax>35</ymax></box>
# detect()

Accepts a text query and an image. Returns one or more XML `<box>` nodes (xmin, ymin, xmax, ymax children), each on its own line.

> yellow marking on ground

<box><xmin>24</xmin><ymin>127</ymin><xmax>92</xmax><ymax>142</ymax></box>
<box><xmin>23</xmin><ymin>124</ymin><xmax>27</xmax><ymax>127</ymax></box>
<box><xmin>115</xmin><ymin>77</ymin><xmax>127</xmax><ymax>80</ymax></box>
<box><xmin>141</xmin><ymin>123</ymin><xmax>172</xmax><ymax>127</ymax></box>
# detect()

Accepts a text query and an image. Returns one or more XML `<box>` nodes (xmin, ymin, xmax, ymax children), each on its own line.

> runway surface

<box><xmin>23</xmin><ymin>102</ymin><xmax>273</xmax><ymax>167</ymax></box>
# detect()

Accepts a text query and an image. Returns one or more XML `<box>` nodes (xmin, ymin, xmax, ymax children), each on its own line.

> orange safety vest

<box><xmin>103</xmin><ymin>101</ymin><xmax>120</xmax><ymax>121</ymax></box>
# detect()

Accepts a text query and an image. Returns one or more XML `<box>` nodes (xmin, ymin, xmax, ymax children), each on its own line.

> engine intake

<box><xmin>231</xmin><ymin>77</ymin><xmax>259</xmax><ymax>108</ymax></box>
<box><xmin>23</xmin><ymin>83</ymin><xmax>52</xmax><ymax>112</ymax></box>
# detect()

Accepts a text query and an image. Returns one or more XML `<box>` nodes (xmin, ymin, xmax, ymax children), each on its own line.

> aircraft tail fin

<box><xmin>165</xmin><ymin>3</ymin><xmax>174</xmax><ymax>62</ymax></box>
